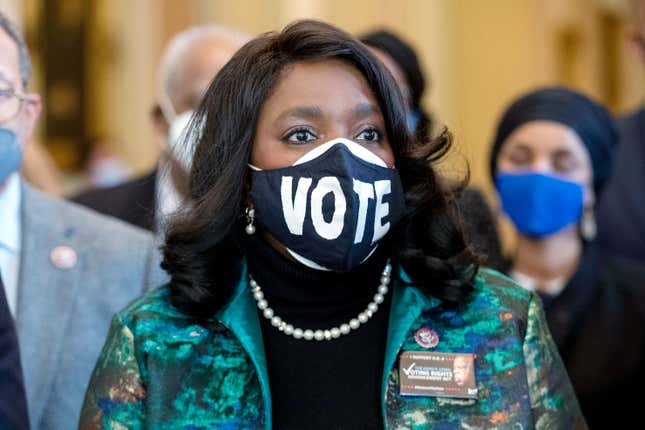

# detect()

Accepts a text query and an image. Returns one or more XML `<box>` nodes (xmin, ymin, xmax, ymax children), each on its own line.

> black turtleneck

<box><xmin>244</xmin><ymin>234</ymin><xmax>392</xmax><ymax>430</ymax></box>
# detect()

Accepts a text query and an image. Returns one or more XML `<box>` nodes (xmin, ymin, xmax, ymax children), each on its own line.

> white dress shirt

<box><xmin>0</xmin><ymin>173</ymin><xmax>22</xmax><ymax>317</ymax></box>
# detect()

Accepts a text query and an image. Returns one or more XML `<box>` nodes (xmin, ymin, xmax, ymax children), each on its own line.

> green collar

<box><xmin>381</xmin><ymin>268</ymin><xmax>442</xmax><ymax>419</ymax></box>
<box><xmin>216</xmin><ymin>263</ymin><xmax>273</xmax><ymax>430</ymax></box>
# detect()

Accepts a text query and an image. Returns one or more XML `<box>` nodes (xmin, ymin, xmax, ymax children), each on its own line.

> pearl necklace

<box><xmin>250</xmin><ymin>261</ymin><xmax>392</xmax><ymax>341</ymax></box>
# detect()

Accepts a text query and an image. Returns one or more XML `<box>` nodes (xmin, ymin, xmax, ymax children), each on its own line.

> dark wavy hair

<box><xmin>162</xmin><ymin>20</ymin><xmax>477</xmax><ymax>320</ymax></box>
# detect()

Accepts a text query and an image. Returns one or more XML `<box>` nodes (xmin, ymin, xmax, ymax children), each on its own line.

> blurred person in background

<box><xmin>360</xmin><ymin>29</ymin><xmax>505</xmax><ymax>270</ymax></box>
<box><xmin>0</xmin><ymin>12</ymin><xmax>166</xmax><ymax>429</ymax></box>
<box><xmin>0</xmin><ymin>271</ymin><xmax>29</xmax><ymax>430</ymax></box>
<box><xmin>72</xmin><ymin>26</ymin><xmax>250</xmax><ymax>233</ymax></box>
<box><xmin>359</xmin><ymin>29</ymin><xmax>433</xmax><ymax>140</ymax></box>
<box><xmin>80</xmin><ymin>20</ymin><xmax>583</xmax><ymax>429</ymax></box>
<box><xmin>596</xmin><ymin>0</ymin><xmax>645</xmax><ymax>262</ymax></box>
<box><xmin>489</xmin><ymin>86</ymin><xmax>645</xmax><ymax>428</ymax></box>
<box><xmin>83</xmin><ymin>137</ymin><xmax>132</xmax><ymax>189</ymax></box>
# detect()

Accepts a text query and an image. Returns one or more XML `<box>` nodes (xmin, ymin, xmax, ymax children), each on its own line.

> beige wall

<box><xmin>0</xmin><ymin>0</ymin><xmax>20</xmax><ymax>23</ymax></box>
<box><xmin>9</xmin><ymin>0</ymin><xmax>644</xmax><ymax>185</ymax></box>
<box><xmin>86</xmin><ymin>0</ymin><xmax>163</xmax><ymax>173</ymax></box>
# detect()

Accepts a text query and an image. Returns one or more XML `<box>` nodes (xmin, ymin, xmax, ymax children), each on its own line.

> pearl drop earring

<box><xmin>581</xmin><ymin>207</ymin><xmax>596</xmax><ymax>241</ymax></box>
<box><xmin>245</xmin><ymin>206</ymin><xmax>256</xmax><ymax>235</ymax></box>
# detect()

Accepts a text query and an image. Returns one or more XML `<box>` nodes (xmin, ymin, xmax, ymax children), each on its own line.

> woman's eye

<box><xmin>284</xmin><ymin>129</ymin><xmax>317</xmax><ymax>144</ymax></box>
<box><xmin>356</xmin><ymin>128</ymin><xmax>381</xmax><ymax>142</ymax></box>
<box><xmin>506</xmin><ymin>150</ymin><xmax>531</xmax><ymax>166</ymax></box>
<box><xmin>553</xmin><ymin>154</ymin><xmax>578</xmax><ymax>173</ymax></box>
<box><xmin>508</xmin><ymin>155</ymin><xmax>529</xmax><ymax>166</ymax></box>
<box><xmin>0</xmin><ymin>88</ymin><xmax>12</xmax><ymax>100</ymax></box>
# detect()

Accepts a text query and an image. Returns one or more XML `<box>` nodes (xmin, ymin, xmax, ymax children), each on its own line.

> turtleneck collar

<box><xmin>243</xmin><ymin>233</ymin><xmax>391</xmax><ymax>328</ymax></box>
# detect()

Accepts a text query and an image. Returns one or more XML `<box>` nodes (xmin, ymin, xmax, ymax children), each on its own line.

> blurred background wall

<box><xmin>2</xmin><ymin>0</ymin><xmax>642</xmax><ymax>196</ymax></box>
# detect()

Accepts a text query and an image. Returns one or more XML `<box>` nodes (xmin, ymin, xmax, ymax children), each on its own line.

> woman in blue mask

<box><xmin>490</xmin><ymin>86</ymin><xmax>645</xmax><ymax>429</ymax></box>
<box><xmin>80</xmin><ymin>22</ymin><xmax>583</xmax><ymax>429</ymax></box>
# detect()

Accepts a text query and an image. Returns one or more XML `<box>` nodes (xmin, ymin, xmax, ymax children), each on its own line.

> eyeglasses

<box><xmin>0</xmin><ymin>85</ymin><xmax>29</xmax><ymax>123</ymax></box>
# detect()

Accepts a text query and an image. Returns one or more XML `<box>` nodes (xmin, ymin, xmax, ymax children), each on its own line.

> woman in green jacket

<box><xmin>79</xmin><ymin>20</ymin><xmax>585</xmax><ymax>430</ymax></box>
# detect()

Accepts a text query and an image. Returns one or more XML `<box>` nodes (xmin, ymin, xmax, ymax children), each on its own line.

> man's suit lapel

<box><xmin>15</xmin><ymin>185</ymin><xmax>83</xmax><ymax>427</ymax></box>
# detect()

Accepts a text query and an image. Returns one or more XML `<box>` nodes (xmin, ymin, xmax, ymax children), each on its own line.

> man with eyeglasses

<box><xmin>0</xmin><ymin>12</ymin><xmax>166</xmax><ymax>429</ymax></box>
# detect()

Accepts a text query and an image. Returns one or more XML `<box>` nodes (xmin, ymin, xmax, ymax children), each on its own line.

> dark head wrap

<box><xmin>489</xmin><ymin>86</ymin><xmax>617</xmax><ymax>195</ymax></box>
<box><xmin>359</xmin><ymin>30</ymin><xmax>426</xmax><ymax>108</ymax></box>
<box><xmin>359</xmin><ymin>29</ymin><xmax>433</xmax><ymax>141</ymax></box>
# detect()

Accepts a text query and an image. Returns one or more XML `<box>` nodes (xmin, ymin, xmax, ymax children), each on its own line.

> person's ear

<box><xmin>583</xmin><ymin>185</ymin><xmax>595</xmax><ymax>209</ymax></box>
<box><xmin>581</xmin><ymin>185</ymin><xmax>597</xmax><ymax>241</ymax></box>
<box><xmin>19</xmin><ymin>94</ymin><xmax>42</xmax><ymax>146</ymax></box>
<box><xmin>627</xmin><ymin>30</ymin><xmax>645</xmax><ymax>65</ymax></box>
<box><xmin>150</xmin><ymin>103</ymin><xmax>170</xmax><ymax>135</ymax></box>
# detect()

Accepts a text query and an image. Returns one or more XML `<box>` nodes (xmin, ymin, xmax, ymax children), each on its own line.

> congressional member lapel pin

<box><xmin>414</xmin><ymin>327</ymin><xmax>439</xmax><ymax>348</ymax></box>
<box><xmin>50</xmin><ymin>246</ymin><xmax>77</xmax><ymax>270</ymax></box>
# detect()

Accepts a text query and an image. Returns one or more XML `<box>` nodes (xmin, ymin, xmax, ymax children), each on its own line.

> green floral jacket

<box><xmin>79</xmin><ymin>266</ymin><xmax>586</xmax><ymax>429</ymax></box>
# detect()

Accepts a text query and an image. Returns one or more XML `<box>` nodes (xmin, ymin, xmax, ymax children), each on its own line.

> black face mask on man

<box><xmin>250</xmin><ymin>138</ymin><xmax>405</xmax><ymax>272</ymax></box>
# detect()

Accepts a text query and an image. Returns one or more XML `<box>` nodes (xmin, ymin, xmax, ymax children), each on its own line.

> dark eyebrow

<box><xmin>276</xmin><ymin>105</ymin><xmax>323</xmax><ymax>122</ymax></box>
<box><xmin>275</xmin><ymin>103</ymin><xmax>380</xmax><ymax>123</ymax></box>
<box><xmin>506</xmin><ymin>142</ymin><xmax>532</xmax><ymax>152</ymax></box>
<box><xmin>552</xmin><ymin>148</ymin><xmax>577</xmax><ymax>160</ymax></box>
<box><xmin>353</xmin><ymin>102</ymin><xmax>380</xmax><ymax>119</ymax></box>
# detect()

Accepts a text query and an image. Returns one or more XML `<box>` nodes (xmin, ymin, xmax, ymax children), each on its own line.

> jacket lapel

<box><xmin>15</xmin><ymin>185</ymin><xmax>83</xmax><ymax>426</ymax></box>
<box><xmin>381</xmin><ymin>268</ymin><xmax>442</xmax><ymax>420</ymax></box>
<box><xmin>216</xmin><ymin>263</ymin><xmax>272</xmax><ymax>430</ymax></box>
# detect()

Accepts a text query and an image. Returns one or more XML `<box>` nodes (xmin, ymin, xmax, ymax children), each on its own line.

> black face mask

<box><xmin>250</xmin><ymin>138</ymin><xmax>406</xmax><ymax>272</ymax></box>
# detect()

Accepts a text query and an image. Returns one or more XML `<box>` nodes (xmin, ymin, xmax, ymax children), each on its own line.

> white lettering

<box><xmin>352</xmin><ymin>179</ymin><xmax>374</xmax><ymax>244</ymax></box>
<box><xmin>280</xmin><ymin>176</ymin><xmax>312</xmax><ymax>235</ymax></box>
<box><xmin>311</xmin><ymin>177</ymin><xmax>346</xmax><ymax>240</ymax></box>
<box><xmin>372</xmin><ymin>180</ymin><xmax>392</xmax><ymax>243</ymax></box>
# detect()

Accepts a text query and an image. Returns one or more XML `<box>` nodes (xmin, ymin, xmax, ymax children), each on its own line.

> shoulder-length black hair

<box><xmin>162</xmin><ymin>20</ymin><xmax>477</xmax><ymax>320</ymax></box>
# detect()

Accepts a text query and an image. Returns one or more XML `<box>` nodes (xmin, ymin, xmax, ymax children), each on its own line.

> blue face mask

<box><xmin>495</xmin><ymin>172</ymin><xmax>584</xmax><ymax>238</ymax></box>
<box><xmin>250</xmin><ymin>138</ymin><xmax>406</xmax><ymax>272</ymax></box>
<box><xmin>0</xmin><ymin>128</ymin><xmax>23</xmax><ymax>184</ymax></box>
